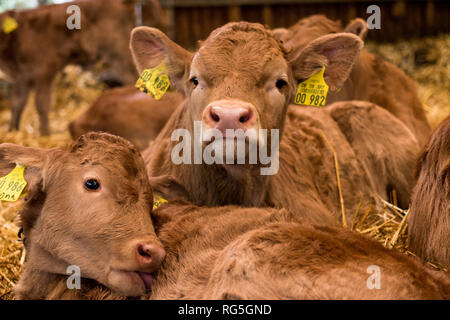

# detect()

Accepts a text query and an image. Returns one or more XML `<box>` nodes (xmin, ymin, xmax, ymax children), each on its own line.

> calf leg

<box><xmin>9</xmin><ymin>83</ymin><xmax>30</xmax><ymax>131</ymax></box>
<box><xmin>34</xmin><ymin>78</ymin><xmax>53</xmax><ymax>136</ymax></box>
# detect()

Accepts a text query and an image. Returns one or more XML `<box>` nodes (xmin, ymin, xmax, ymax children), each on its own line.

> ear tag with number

<box><xmin>0</xmin><ymin>164</ymin><xmax>27</xmax><ymax>202</ymax></box>
<box><xmin>152</xmin><ymin>196</ymin><xmax>168</xmax><ymax>210</ymax></box>
<box><xmin>135</xmin><ymin>63</ymin><xmax>170</xmax><ymax>100</ymax></box>
<box><xmin>294</xmin><ymin>66</ymin><xmax>329</xmax><ymax>107</ymax></box>
<box><xmin>3</xmin><ymin>17</ymin><xmax>18</xmax><ymax>34</ymax></box>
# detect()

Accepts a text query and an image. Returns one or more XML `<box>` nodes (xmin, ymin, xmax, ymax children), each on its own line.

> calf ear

<box><xmin>130</xmin><ymin>27</ymin><xmax>193</xmax><ymax>90</ymax></box>
<box><xmin>0</xmin><ymin>144</ymin><xmax>49</xmax><ymax>193</ymax></box>
<box><xmin>272</xmin><ymin>28</ymin><xmax>292</xmax><ymax>43</ymax></box>
<box><xmin>290</xmin><ymin>33</ymin><xmax>363</xmax><ymax>91</ymax></box>
<box><xmin>148</xmin><ymin>174</ymin><xmax>189</xmax><ymax>201</ymax></box>
<box><xmin>345</xmin><ymin>18</ymin><xmax>368</xmax><ymax>40</ymax></box>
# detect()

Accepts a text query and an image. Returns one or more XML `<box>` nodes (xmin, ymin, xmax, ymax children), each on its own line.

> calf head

<box><xmin>0</xmin><ymin>133</ymin><xmax>165</xmax><ymax>297</ymax></box>
<box><xmin>131</xmin><ymin>22</ymin><xmax>362</xmax><ymax>176</ymax></box>
<box><xmin>273</xmin><ymin>15</ymin><xmax>368</xmax><ymax>59</ymax></box>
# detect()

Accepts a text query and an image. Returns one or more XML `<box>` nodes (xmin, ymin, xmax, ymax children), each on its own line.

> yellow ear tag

<box><xmin>3</xmin><ymin>17</ymin><xmax>18</xmax><ymax>34</ymax></box>
<box><xmin>0</xmin><ymin>164</ymin><xmax>27</xmax><ymax>202</ymax></box>
<box><xmin>152</xmin><ymin>195</ymin><xmax>168</xmax><ymax>210</ymax></box>
<box><xmin>135</xmin><ymin>63</ymin><xmax>170</xmax><ymax>100</ymax></box>
<box><xmin>294</xmin><ymin>66</ymin><xmax>328</xmax><ymax>107</ymax></box>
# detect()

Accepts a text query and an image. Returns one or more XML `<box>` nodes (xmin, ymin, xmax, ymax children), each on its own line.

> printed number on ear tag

<box><xmin>294</xmin><ymin>66</ymin><xmax>329</xmax><ymax>107</ymax></box>
<box><xmin>2</xmin><ymin>17</ymin><xmax>18</xmax><ymax>34</ymax></box>
<box><xmin>153</xmin><ymin>196</ymin><xmax>168</xmax><ymax>210</ymax></box>
<box><xmin>135</xmin><ymin>63</ymin><xmax>170</xmax><ymax>100</ymax></box>
<box><xmin>0</xmin><ymin>164</ymin><xmax>27</xmax><ymax>202</ymax></box>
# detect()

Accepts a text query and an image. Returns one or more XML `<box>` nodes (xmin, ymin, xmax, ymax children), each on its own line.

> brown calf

<box><xmin>15</xmin><ymin>174</ymin><xmax>450</xmax><ymax>299</ymax></box>
<box><xmin>0</xmin><ymin>133</ymin><xmax>165</xmax><ymax>299</ymax></box>
<box><xmin>132</xmin><ymin>23</ymin><xmax>419</xmax><ymax>225</ymax></box>
<box><xmin>69</xmin><ymin>87</ymin><xmax>184</xmax><ymax>150</ymax></box>
<box><xmin>0</xmin><ymin>0</ymin><xmax>162</xmax><ymax>135</ymax></box>
<box><xmin>274</xmin><ymin>15</ymin><xmax>431</xmax><ymax>147</ymax></box>
<box><xmin>151</xmin><ymin>196</ymin><xmax>450</xmax><ymax>300</ymax></box>
<box><xmin>408</xmin><ymin>116</ymin><xmax>450</xmax><ymax>269</ymax></box>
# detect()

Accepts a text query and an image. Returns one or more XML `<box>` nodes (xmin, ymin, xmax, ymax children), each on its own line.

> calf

<box><xmin>151</xmin><ymin>195</ymin><xmax>450</xmax><ymax>300</ymax></box>
<box><xmin>133</xmin><ymin>23</ymin><xmax>419</xmax><ymax>225</ymax></box>
<box><xmin>0</xmin><ymin>132</ymin><xmax>165</xmax><ymax>299</ymax></box>
<box><xmin>16</xmin><ymin>175</ymin><xmax>450</xmax><ymax>299</ymax></box>
<box><xmin>274</xmin><ymin>15</ymin><xmax>431</xmax><ymax>147</ymax></box>
<box><xmin>69</xmin><ymin>87</ymin><xmax>184</xmax><ymax>150</ymax></box>
<box><xmin>408</xmin><ymin>116</ymin><xmax>450</xmax><ymax>269</ymax></box>
<box><xmin>0</xmin><ymin>0</ymin><xmax>162</xmax><ymax>135</ymax></box>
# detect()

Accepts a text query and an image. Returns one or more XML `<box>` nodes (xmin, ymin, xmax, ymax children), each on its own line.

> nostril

<box><xmin>138</xmin><ymin>244</ymin><xmax>152</xmax><ymax>260</ymax></box>
<box><xmin>239</xmin><ymin>110</ymin><xmax>252</xmax><ymax>123</ymax></box>
<box><xmin>239</xmin><ymin>114</ymin><xmax>249</xmax><ymax>123</ymax></box>
<box><xmin>210</xmin><ymin>109</ymin><xmax>220</xmax><ymax>122</ymax></box>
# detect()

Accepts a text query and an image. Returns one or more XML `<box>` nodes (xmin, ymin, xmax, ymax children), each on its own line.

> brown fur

<box><xmin>0</xmin><ymin>132</ymin><xmax>164</xmax><ymax>299</ymax></box>
<box><xmin>274</xmin><ymin>15</ymin><xmax>431</xmax><ymax>147</ymax></box>
<box><xmin>0</xmin><ymin>0</ymin><xmax>162</xmax><ymax>135</ymax></box>
<box><xmin>132</xmin><ymin>23</ymin><xmax>419</xmax><ymax>225</ymax></box>
<box><xmin>408</xmin><ymin>116</ymin><xmax>450</xmax><ymax>269</ymax></box>
<box><xmin>150</xmin><ymin>201</ymin><xmax>450</xmax><ymax>300</ymax></box>
<box><xmin>69</xmin><ymin>87</ymin><xmax>184</xmax><ymax>150</ymax></box>
<box><xmin>20</xmin><ymin>176</ymin><xmax>450</xmax><ymax>300</ymax></box>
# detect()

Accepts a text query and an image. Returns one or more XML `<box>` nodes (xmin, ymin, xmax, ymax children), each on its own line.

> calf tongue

<box><xmin>138</xmin><ymin>272</ymin><xmax>154</xmax><ymax>291</ymax></box>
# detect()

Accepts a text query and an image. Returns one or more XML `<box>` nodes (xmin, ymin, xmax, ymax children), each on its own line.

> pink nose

<box><xmin>136</xmin><ymin>243</ymin><xmax>166</xmax><ymax>271</ymax></box>
<box><xmin>202</xmin><ymin>101</ymin><xmax>257</xmax><ymax>134</ymax></box>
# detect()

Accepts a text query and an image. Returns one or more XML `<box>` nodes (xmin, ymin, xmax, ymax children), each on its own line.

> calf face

<box><xmin>131</xmin><ymin>22</ymin><xmax>362</xmax><ymax>172</ymax></box>
<box><xmin>0</xmin><ymin>133</ymin><xmax>165</xmax><ymax>298</ymax></box>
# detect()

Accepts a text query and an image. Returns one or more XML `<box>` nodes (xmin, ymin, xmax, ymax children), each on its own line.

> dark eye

<box><xmin>275</xmin><ymin>79</ymin><xmax>287</xmax><ymax>89</ymax></box>
<box><xmin>84</xmin><ymin>179</ymin><xmax>100</xmax><ymax>191</ymax></box>
<box><xmin>190</xmin><ymin>77</ymin><xmax>199</xmax><ymax>86</ymax></box>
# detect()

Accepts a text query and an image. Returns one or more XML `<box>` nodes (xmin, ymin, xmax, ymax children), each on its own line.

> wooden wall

<box><xmin>142</xmin><ymin>0</ymin><xmax>450</xmax><ymax>48</ymax></box>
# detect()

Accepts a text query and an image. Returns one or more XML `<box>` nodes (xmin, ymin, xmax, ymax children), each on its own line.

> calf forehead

<box><xmin>194</xmin><ymin>24</ymin><xmax>287</xmax><ymax>82</ymax></box>
<box><xmin>67</xmin><ymin>134</ymin><xmax>152</xmax><ymax>202</ymax></box>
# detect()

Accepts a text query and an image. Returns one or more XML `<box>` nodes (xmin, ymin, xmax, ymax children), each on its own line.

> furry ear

<box><xmin>0</xmin><ymin>144</ymin><xmax>52</xmax><ymax>239</ymax></box>
<box><xmin>0</xmin><ymin>143</ymin><xmax>50</xmax><ymax>194</ymax></box>
<box><xmin>272</xmin><ymin>28</ymin><xmax>292</xmax><ymax>44</ymax></box>
<box><xmin>290</xmin><ymin>33</ymin><xmax>363</xmax><ymax>91</ymax></box>
<box><xmin>345</xmin><ymin>18</ymin><xmax>368</xmax><ymax>40</ymax></box>
<box><xmin>130</xmin><ymin>26</ymin><xmax>193</xmax><ymax>90</ymax></box>
<box><xmin>148</xmin><ymin>174</ymin><xmax>189</xmax><ymax>202</ymax></box>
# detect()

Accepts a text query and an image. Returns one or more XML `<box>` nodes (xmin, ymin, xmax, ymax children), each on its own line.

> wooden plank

<box><xmin>159</xmin><ymin>0</ymin><xmax>409</xmax><ymax>8</ymax></box>
<box><xmin>262</xmin><ymin>4</ymin><xmax>273</xmax><ymax>27</ymax></box>
<box><xmin>228</xmin><ymin>5</ymin><xmax>242</xmax><ymax>21</ymax></box>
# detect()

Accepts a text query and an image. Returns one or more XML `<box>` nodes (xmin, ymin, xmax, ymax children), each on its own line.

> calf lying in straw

<box><xmin>408</xmin><ymin>116</ymin><xmax>450</xmax><ymax>269</ymax></box>
<box><xmin>135</xmin><ymin>23</ymin><xmax>419</xmax><ymax>227</ymax></box>
<box><xmin>3</xmin><ymin>134</ymin><xmax>447</xmax><ymax>299</ymax></box>
<box><xmin>69</xmin><ymin>87</ymin><xmax>184</xmax><ymax>150</ymax></box>
<box><xmin>0</xmin><ymin>133</ymin><xmax>165</xmax><ymax>299</ymax></box>
<box><xmin>273</xmin><ymin>15</ymin><xmax>431</xmax><ymax>147</ymax></box>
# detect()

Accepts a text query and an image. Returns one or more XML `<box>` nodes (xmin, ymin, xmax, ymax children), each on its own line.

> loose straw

<box><xmin>319</xmin><ymin>131</ymin><xmax>347</xmax><ymax>227</ymax></box>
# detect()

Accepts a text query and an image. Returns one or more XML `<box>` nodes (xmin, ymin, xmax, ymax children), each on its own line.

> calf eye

<box><xmin>84</xmin><ymin>179</ymin><xmax>100</xmax><ymax>191</ymax></box>
<box><xmin>190</xmin><ymin>77</ymin><xmax>199</xmax><ymax>87</ymax></box>
<box><xmin>275</xmin><ymin>79</ymin><xmax>287</xmax><ymax>89</ymax></box>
